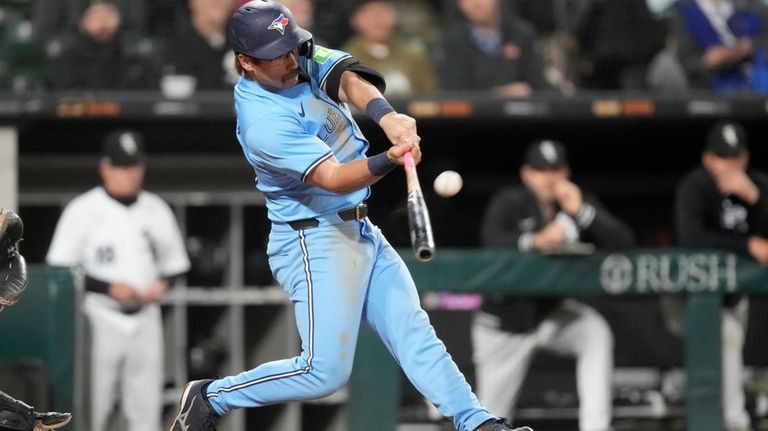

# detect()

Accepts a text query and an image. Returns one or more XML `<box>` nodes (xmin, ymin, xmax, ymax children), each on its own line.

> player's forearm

<box><xmin>339</xmin><ymin>70</ymin><xmax>420</xmax><ymax>148</ymax></box>
<box><xmin>577</xmin><ymin>198</ymin><xmax>635</xmax><ymax>248</ymax></box>
<box><xmin>582</xmin><ymin>210</ymin><xmax>635</xmax><ymax>248</ymax></box>
<box><xmin>702</xmin><ymin>44</ymin><xmax>751</xmax><ymax>70</ymax></box>
<box><xmin>338</xmin><ymin>70</ymin><xmax>384</xmax><ymax>112</ymax></box>
<box><xmin>675</xmin><ymin>207</ymin><xmax>748</xmax><ymax>251</ymax></box>
<box><xmin>307</xmin><ymin>157</ymin><xmax>387</xmax><ymax>194</ymax></box>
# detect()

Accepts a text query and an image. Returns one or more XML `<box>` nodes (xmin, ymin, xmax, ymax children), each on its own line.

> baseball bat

<box><xmin>403</xmin><ymin>151</ymin><xmax>436</xmax><ymax>262</ymax></box>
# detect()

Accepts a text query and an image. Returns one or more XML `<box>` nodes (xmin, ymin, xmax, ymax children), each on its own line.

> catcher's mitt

<box><xmin>0</xmin><ymin>209</ymin><xmax>27</xmax><ymax>308</ymax></box>
<box><xmin>0</xmin><ymin>390</ymin><xmax>34</xmax><ymax>431</ymax></box>
<box><xmin>33</xmin><ymin>411</ymin><xmax>72</xmax><ymax>431</ymax></box>
<box><xmin>0</xmin><ymin>392</ymin><xmax>71</xmax><ymax>431</ymax></box>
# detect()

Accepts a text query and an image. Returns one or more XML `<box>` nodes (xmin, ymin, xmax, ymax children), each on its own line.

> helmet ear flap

<box><xmin>299</xmin><ymin>39</ymin><xmax>313</xmax><ymax>57</ymax></box>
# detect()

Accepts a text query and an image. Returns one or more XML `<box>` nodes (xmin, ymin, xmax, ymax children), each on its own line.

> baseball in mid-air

<box><xmin>433</xmin><ymin>170</ymin><xmax>463</xmax><ymax>198</ymax></box>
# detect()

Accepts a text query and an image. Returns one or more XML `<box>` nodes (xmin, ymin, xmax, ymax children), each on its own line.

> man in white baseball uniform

<box><xmin>46</xmin><ymin>130</ymin><xmax>190</xmax><ymax>431</ymax></box>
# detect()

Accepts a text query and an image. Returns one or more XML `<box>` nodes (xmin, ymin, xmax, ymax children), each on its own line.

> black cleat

<box><xmin>168</xmin><ymin>379</ymin><xmax>218</xmax><ymax>431</ymax></box>
<box><xmin>476</xmin><ymin>418</ymin><xmax>533</xmax><ymax>431</ymax></box>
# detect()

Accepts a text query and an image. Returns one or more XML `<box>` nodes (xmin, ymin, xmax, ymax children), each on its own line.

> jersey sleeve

<box><xmin>308</xmin><ymin>45</ymin><xmax>386</xmax><ymax>102</ymax></box>
<box><xmin>46</xmin><ymin>200</ymin><xmax>87</xmax><ymax>267</ymax></box>
<box><xmin>577</xmin><ymin>193</ymin><xmax>635</xmax><ymax>248</ymax></box>
<box><xmin>674</xmin><ymin>171</ymin><xmax>749</xmax><ymax>251</ymax></box>
<box><xmin>480</xmin><ymin>188</ymin><xmax>530</xmax><ymax>250</ymax></box>
<box><xmin>244</xmin><ymin>114</ymin><xmax>333</xmax><ymax>182</ymax></box>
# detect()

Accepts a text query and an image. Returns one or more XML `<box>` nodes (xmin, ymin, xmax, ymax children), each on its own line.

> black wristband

<box><xmin>85</xmin><ymin>275</ymin><xmax>110</xmax><ymax>294</ymax></box>
<box><xmin>365</xmin><ymin>98</ymin><xmax>395</xmax><ymax>124</ymax></box>
<box><xmin>367</xmin><ymin>152</ymin><xmax>397</xmax><ymax>176</ymax></box>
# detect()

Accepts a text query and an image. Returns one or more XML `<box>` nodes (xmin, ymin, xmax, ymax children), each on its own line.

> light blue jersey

<box><xmin>234</xmin><ymin>46</ymin><xmax>370</xmax><ymax>223</ymax></box>
<box><xmin>206</xmin><ymin>46</ymin><xmax>495</xmax><ymax>431</ymax></box>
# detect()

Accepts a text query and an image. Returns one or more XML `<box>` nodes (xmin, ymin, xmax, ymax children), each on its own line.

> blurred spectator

<box><xmin>148</xmin><ymin>0</ymin><xmax>183</xmax><ymax>39</ymax></box>
<box><xmin>645</xmin><ymin>21</ymin><xmax>693</xmax><ymax>93</ymax></box>
<box><xmin>33</xmin><ymin>2</ymin><xmax>160</xmax><ymax>90</ymax></box>
<box><xmin>672</xmin><ymin>0</ymin><xmax>767</xmax><ymax>92</ymax></box>
<box><xmin>0</xmin><ymin>4</ymin><xmax>47</xmax><ymax>93</ymax></box>
<box><xmin>510</xmin><ymin>0</ymin><xmax>593</xmax><ymax>94</ymax></box>
<box><xmin>161</xmin><ymin>0</ymin><xmax>236</xmax><ymax>91</ymax></box>
<box><xmin>32</xmin><ymin>0</ymin><xmax>146</xmax><ymax>43</ymax></box>
<box><xmin>281</xmin><ymin>0</ymin><xmax>315</xmax><ymax>34</ymax></box>
<box><xmin>576</xmin><ymin>0</ymin><xmax>667</xmax><ymax>90</ymax></box>
<box><xmin>280</xmin><ymin>0</ymin><xmax>328</xmax><ymax>46</ymax></box>
<box><xmin>342</xmin><ymin>0</ymin><xmax>438</xmax><ymax>95</ymax></box>
<box><xmin>439</xmin><ymin>0</ymin><xmax>551</xmax><ymax>97</ymax></box>
<box><xmin>647</xmin><ymin>0</ymin><xmax>678</xmax><ymax>14</ymax></box>
<box><xmin>664</xmin><ymin>120</ymin><xmax>768</xmax><ymax>431</ymax></box>
<box><xmin>474</xmin><ymin>139</ymin><xmax>635</xmax><ymax>431</ymax></box>
<box><xmin>394</xmin><ymin>0</ymin><xmax>442</xmax><ymax>53</ymax></box>
<box><xmin>311</xmin><ymin>0</ymin><xmax>355</xmax><ymax>48</ymax></box>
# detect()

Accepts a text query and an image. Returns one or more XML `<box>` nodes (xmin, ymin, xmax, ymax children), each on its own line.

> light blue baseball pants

<box><xmin>205</xmin><ymin>218</ymin><xmax>494</xmax><ymax>431</ymax></box>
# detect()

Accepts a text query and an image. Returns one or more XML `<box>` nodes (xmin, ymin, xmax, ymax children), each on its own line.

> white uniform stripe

<box><xmin>301</xmin><ymin>152</ymin><xmax>333</xmax><ymax>182</ymax></box>
<box><xmin>298</xmin><ymin>229</ymin><xmax>315</xmax><ymax>369</ymax></box>
<box><xmin>208</xmin><ymin>368</ymin><xmax>310</xmax><ymax>397</ymax></box>
<box><xmin>209</xmin><ymin>230</ymin><xmax>316</xmax><ymax>397</ymax></box>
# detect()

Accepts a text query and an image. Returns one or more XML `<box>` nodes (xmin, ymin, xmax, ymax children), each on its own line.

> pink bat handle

<box><xmin>404</xmin><ymin>151</ymin><xmax>415</xmax><ymax>168</ymax></box>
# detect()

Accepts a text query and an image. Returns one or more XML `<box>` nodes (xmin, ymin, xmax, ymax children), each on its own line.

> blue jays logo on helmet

<box><xmin>268</xmin><ymin>13</ymin><xmax>289</xmax><ymax>35</ymax></box>
<box><xmin>229</xmin><ymin>0</ymin><xmax>313</xmax><ymax>60</ymax></box>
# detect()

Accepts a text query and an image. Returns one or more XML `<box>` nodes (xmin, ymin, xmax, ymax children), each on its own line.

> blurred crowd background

<box><xmin>2</xmin><ymin>0</ymin><xmax>768</xmax><ymax>97</ymax></box>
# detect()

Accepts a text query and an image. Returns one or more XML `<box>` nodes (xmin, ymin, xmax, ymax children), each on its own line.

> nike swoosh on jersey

<box><xmin>298</xmin><ymin>102</ymin><xmax>305</xmax><ymax>117</ymax></box>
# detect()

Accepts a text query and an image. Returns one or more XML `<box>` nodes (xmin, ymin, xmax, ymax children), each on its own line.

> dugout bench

<box><xmin>350</xmin><ymin>248</ymin><xmax>768</xmax><ymax>431</ymax></box>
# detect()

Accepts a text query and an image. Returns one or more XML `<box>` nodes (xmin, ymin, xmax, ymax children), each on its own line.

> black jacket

<box><xmin>674</xmin><ymin>167</ymin><xmax>768</xmax><ymax>252</ymax></box>
<box><xmin>439</xmin><ymin>16</ymin><xmax>550</xmax><ymax>91</ymax></box>
<box><xmin>480</xmin><ymin>185</ymin><xmax>634</xmax><ymax>332</ymax></box>
<box><xmin>163</xmin><ymin>18</ymin><xmax>232</xmax><ymax>91</ymax></box>
<box><xmin>673</xmin><ymin>166</ymin><xmax>768</xmax><ymax>308</ymax></box>
<box><xmin>51</xmin><ymin>32</ymin><xmax>159</xmax><ymax>90</ymax></box>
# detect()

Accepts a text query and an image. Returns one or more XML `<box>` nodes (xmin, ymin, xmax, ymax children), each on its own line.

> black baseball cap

<box><xmin>706</xmin><ymin>121</ymin><xmax>749</xmax><ymax>157</ymax></box>
<box><xmin>524</xmin><ymin>139</ymin><xmax>568</xmax><ymax>169</ymax></box>
<box><xmin>102</xmin><ymin>130</ymin><xmax>145</xmax><ymax>166</ymax></box>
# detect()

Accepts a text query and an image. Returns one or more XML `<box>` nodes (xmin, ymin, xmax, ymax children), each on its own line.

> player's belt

<box><xmin>287</xmin><ymin>203</ymin><xmax>368</xmax><ymax>230</ymax></box>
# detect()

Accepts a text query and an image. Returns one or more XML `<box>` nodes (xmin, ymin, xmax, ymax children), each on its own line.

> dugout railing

<box><xmin>350</xmin><ymin>248</ymin><xmax>768</xmax><ymax>431</ymax></box>
<box><xmin>3</xmin><ymin>249</ymin><xmax>766</xmax><ymax>431</ymax></box>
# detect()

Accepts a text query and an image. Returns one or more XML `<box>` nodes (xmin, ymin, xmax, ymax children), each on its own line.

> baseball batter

<box><xmin>46</xmin><ymin>131</ymin><xmax>190</xmax><ymax>431</ymax></box>
<box><xmin>167</xmin><ymin>2</ymin><xmax>531</xmax><ymax>431</ymax></box>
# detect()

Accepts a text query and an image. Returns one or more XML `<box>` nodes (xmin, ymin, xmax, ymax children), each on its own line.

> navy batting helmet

<box><xmin>229</xmin><ymin>0</ymin><xmax>313</xmax><ymax>60</ymax></box>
